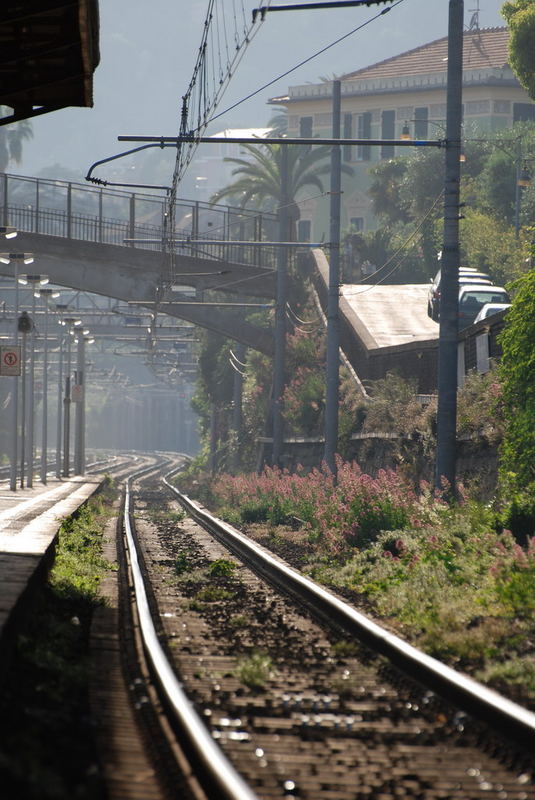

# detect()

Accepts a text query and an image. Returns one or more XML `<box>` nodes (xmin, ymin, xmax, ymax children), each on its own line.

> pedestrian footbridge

<box><xmin>0</xmin><ymin>173</ymin><xmax>277</xmax><ymax>355</ymax></box>
<box><xmin>1</xmin><ymin>172</ymin><xmax>504</xmax><ymax>392</ymax></box>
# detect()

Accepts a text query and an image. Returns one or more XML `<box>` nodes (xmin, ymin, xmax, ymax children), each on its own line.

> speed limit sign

<box><xmin>0</xmin><ymin>346</ymin><xmax>21</xmax><ymax>376</ymax></box>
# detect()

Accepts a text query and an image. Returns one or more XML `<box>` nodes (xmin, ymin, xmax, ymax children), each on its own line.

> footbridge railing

<box><xmin>0</xmin><ymin>172</ymin><xmax>278</xmax><ymax>268</ymax></box>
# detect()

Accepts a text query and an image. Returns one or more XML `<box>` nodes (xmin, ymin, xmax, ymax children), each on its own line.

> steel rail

<box><xmin>163</xmin><ymin>475</ymin><xmax>535</xmax><ymax>750</ymax></box>
<box><xmin>122</xmin><ymin>467</ymin><xmax>259</xmax><ymax>800</ymax></box>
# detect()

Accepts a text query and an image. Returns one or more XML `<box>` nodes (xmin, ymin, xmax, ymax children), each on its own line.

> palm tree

<box><xmin>267</xmin><ymin>107</ymin><xmax>288</xmax><ymax>137</ymax></box>
<box><xmin>211</xmin><ymin>141</ymin><xmax>353</xmax><ymax>238</ymax></box>
<box><xmin>0</xmin><ymin>108</ymin><xmax>33</xmax><ymax>172</ymax></box>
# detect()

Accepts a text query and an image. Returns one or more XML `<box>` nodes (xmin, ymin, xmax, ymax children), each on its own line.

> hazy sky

<box><xmin>19</xmin><ymin>0</ymin><xmax>507</xmax><ymax>182</ymax></box>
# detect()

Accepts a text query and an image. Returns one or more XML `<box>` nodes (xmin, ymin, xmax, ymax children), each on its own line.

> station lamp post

<box><xmin>18</xmin><ymin>274</ymin><xmax>48</xmax><ymax>487</ymax></box>
<box><xmin>54</xmin><ymin>305</ymin><xmax>68</xmax><ymax>478</ymax></box>
<box><xmin>73</xmin><ymin>332</ymin><xmax>94</xmax><ymax>475</ymax></box>
<box><xmin>0</xmin><ymin>251</ymin><xmax>34</xmax><ymax>491</ymax></box>
<box><xmin>34</xmin><ymin>287</ymin><xmax>60</xmax><ymax>483</ymax></box>
<box><xmin>17</xmin><ymin>311</ymin><xmax>33</xmax><ymax>488</ymax></box>
<box><xmin>61</xmin><ymin>316</ymin><xmax>82</xmax><ymax>476</ymax></box>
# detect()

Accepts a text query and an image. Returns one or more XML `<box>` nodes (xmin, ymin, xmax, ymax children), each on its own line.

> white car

<box><xmin>458</xmin><ymin>285</ymin><xmax>511</xmax><ymax>328</ymax></box>
<box><xmin>428</xmin><ymin>268</ymin><xmax>492</xmax><ymax>321</ymax></box>
<box><xmin>473</xmin><ymin>302</ymin><xmax>511</xmax><ymax>324</ymax></box>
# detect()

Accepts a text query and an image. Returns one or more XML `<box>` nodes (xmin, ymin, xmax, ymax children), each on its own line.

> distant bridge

<box><xmin>0</xmin><ymin>173</ymin><xmax>278</xmax><ymax>354</ymax></box>
<box><xmin>1</xmin><ymin>173</ymin><xmax>506</xmax><ymax>393</ymax></box>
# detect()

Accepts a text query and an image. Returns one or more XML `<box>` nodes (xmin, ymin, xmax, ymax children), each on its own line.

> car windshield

<box><xmin>460</xmin><ymin>290</ymin><xmax>508</xmax><ymax>306</ymax></box>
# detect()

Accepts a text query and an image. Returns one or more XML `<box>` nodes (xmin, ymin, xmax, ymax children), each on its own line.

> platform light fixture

<box><xmin>0</xmin><ymin>226</ymin><xmax>17</xmax><ymax>239</ymax></box>
<box><xmin>34</xmin><ymin>287</ymin><xmax>60</xmax><ymax>299</ymax></box>
<box><xmin>0</xmin><ymin>252</ymin><xmax>34</xmax><ymax>265</ymax></box>
<box><xmin>18</xmin><ymin>273</ymin><xmax>48</xmax><ymax>286</ymax></box>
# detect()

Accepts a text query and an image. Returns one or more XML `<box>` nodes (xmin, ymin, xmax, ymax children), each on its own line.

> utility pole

<box><xmin>435</xmin><ymin>0</ymin><xmax>464</xmax><ymax>494</ymax></box>
<box><xmin>324</xmin><ymin>79</ymin><xmax>342</xmax><ymax>476</ymax></box>
<box><xmin>272</xmin><ymin>143</ymin><xmax>289</xmax><ymax>467</ymax></box>
<box><xmin>10</xmin><ymin>261</ymin><xmax>19</xmax><ymax>491</ymax></box>
<box><xmin>27</xmin><ymin>288</ymin><xmax>37</xmax><ymax>487</ymax></box>
<box><xmin>63</xmin><ymin>331</ymin><xmax>72</xmax><ymax>477</ymax></box>
<box><xmin>56</xmin><ymin>327</ymin><xmax>64</xmax><ymax>478</ymax></box>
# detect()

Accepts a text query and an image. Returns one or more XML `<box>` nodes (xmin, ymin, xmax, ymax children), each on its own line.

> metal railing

<box><xmin>0</xmin><ymin>172</ymin><xmax>278</xmax><ymax>267</ymax></box>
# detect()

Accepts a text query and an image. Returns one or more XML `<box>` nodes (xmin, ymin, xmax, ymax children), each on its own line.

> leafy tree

<box><xmin>502</xmin><ymin>0</ymin><xmax>535</xmax><ymax>101</ymax></box>
<box><xmin>368</xmin><ymin>158</ymin><xmax>411</xmax><ymax>225</ymax></box>
<box><xmin>0</xmin><ymin>108</ymin><xmax>33</xmax><ymax>172</ymax></box>
<box><xmin>477</xmin><ymin>151</ymin><xmax>517</xmax><ymax>222</ymax></box>
<box><xmin>368</xmin><ymin>150</ymin><xmax>446</xmax><ymax>279</ymax></box>
<box><xmin>365</xmin><ymin>125</ymin><xmax>535</xmax><ymax>282</ymax></box>
<box><xmin>459</xmin><ymin>209</ymin><xmax>529</xmax><ymax>283</ymax></box>
<box><xmin>210</xmin><ymin>141</ymin><xmax>352</xmax><ymax>237</ymax></box>
<box><xmin>499</xmin><ymin>259</ymin><xmax>535</xmax><ymax>488</ymax></box>
<box><xmin>191</xmin><ymin>330</ymin><xmax>234</xmax><ymax>439</ymax></box>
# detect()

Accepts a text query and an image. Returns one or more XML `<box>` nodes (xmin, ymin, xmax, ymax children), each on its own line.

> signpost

<box><xmin>0</xmin><ymin>346</ymin><xmax>21</xmax><ymax>376</ymax></box>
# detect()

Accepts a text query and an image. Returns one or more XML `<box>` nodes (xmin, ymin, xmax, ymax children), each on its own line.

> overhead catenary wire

<box><xmin>229</xmin><ymin>348</ymin><xmax>247</xmax><ymax>368</ymax></box>
<box><xmin>165</xmin><ymin>0</ymin><xmax>405</xmax><ymax>287</ymax></box>
<box><xmin>206</xmin><ymin>0</ymin><xmax>405</xmax><ymax>128</ymax></box>
<box><xmin>165</xmin><ymin>2</ymin><xmax>273</xmax><ymax>289</ymax></box>
<box><xmin>286</xmin><ymin>302</ymin><xmax>322</xmax><ymax>326</ymax></box>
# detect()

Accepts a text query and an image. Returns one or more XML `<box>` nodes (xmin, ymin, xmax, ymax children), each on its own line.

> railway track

<box><xmin>102</xmin><ymin>457</ymin><xmax>535</xmax><ymax>800</ymax></box>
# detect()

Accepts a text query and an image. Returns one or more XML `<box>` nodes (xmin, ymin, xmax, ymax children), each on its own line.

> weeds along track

<box><xmin>115</xmin><ymin>462</ymin><xmax>535</xmax><ymax>800</ymax></box>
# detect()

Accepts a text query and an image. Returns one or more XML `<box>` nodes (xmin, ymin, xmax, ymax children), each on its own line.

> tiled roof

<box><xmin>342</xmin><ymin>27</ymin><xmax>510</xmax><ymax>81</ymax></box>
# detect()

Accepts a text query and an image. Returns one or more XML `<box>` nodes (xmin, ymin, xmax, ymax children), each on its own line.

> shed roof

<box><xmin>1</xmin><ymin>0</ymin><xmax>100</xmax><ymax>126</ymax></box>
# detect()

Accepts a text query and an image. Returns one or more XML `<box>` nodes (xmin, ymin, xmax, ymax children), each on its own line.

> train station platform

<box><xmin>0</xmin><ymin>475</ymin><xmax>102</xmax><ymax>671</ymax></box>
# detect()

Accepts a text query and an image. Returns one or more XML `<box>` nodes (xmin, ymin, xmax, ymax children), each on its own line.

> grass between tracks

<box><xmin>0</xmin><ymin>476</ymin><xmax>117</xmax><ymax>800</ymax></box>
<box><xmin>173</xmin><ymin>459</ymin><xmax>535</xmax><ymax>708</ymax></box>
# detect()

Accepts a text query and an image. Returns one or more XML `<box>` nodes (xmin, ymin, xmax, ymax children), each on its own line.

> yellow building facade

<box><xmin>270</xmin><ymin>26</ymin><xmax>535</xmax><ymax>240</ymax></box>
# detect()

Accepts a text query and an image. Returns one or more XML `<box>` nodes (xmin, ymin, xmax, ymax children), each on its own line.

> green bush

<box><xmin>500</xmin><ymin>484</ymin><xmax>535</xmax><ymax>546</ymax></box>
<box><xmin>346</xmin><ymin>495</ymin><xmax>410</xmax><ymax>548</ymax></box>
<box><xmin>208</xmin><ymin>559</ymin><xmax>236</xmax><ymax>577</ymax></box>
<box><xmin>240</xmin><ymin>501</ymin><xmax>271</xmax><ymax>524</ymax></box>
<box><xmin>499</xmin><ymin>267</ymin><xmax>535</xmax><ymax>489</ymax></box>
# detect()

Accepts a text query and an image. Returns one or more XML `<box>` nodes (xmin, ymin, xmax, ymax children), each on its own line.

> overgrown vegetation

<box><xmin>179</xmin><ymin>457</ymin><xmax>535</xmax><ymax>706</ymax></box>
<box><xmin>235</xmin><ymin>652</ymin><xmax>275</xmax><ymax>690</ymax></box>
<box><xmin>0</xmin><ymin>477</ymin><xmax>117</xmax><ymax>799</ymax></box>
<box><xmin>146</xmin><ymin>507</ymin><xmax>186</xmax><ymax>526</ymax></box>
<box><xmin>499</xmin><ymin>267</ymin><xmax>535</xmax><ymax>488</ymax></box>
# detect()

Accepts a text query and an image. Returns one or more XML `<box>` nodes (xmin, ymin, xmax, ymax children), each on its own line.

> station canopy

<box><xmin>1</xmin><ymin>1</ymin><xmax>100</xmax><ymax>126</ymax></box>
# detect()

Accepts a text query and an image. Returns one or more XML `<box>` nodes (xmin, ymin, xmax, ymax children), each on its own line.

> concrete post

<box><xmin>56</xmin><ymin>331</ymin><xmax>63</xmax><ymax>478</ymax></box>
<box><xmin>435</xmin><ymin>0</ymin><xmax>464</xmax><ymax>494</ymax></box>
<box><xmin>272</xmin><ymin>143</ymin><xmax>289</xmax><ymax>467</ymax></box>
<box><xmin>9</xmin><ymin>262</ymin><xmax>19</xmax><ymax>491</ymax></box>
<box><xmin>40</xmin><ymin>301</ymin><xmax>49</xmax><ymax>483</ymax></box>
<box><xmin>20</xmin><ymin>330</ymin><xmax>27</xmax><ymax>488</ymax></box>
<box><xmin>63</xmin><ymin>334</ymin><xmax>72</xmax><ymax>477</ymax></box>
<box><xmin>27</xmin><ymin>292</ymin><xmax>36</xmax><ymax>487</ymax></box>
<box><xmin>232</xmin><ymin>343</ymin><xmax>245</xmax><ymax>470</ymax></box>
<box><xmin>324</xmin><ymin>79</ymin><xmax>342</xmax><ymax>476</ymax></box>
<box><xmin>74</xmin><ymin>336</ymin><xmax>84</xmax><ymax>474</ymax></box>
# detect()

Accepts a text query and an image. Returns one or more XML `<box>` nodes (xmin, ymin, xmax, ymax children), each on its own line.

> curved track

<box><xmin>105</xmin><ymin>459</ymin><xmax>535</xmax><ymax>800</ymax></box>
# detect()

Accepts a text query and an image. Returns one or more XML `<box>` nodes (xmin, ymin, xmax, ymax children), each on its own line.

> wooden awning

<box><xmin>0</xmin><ymin>0</ymin><xmax>100</xmax><ymax>126</ymax></box>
